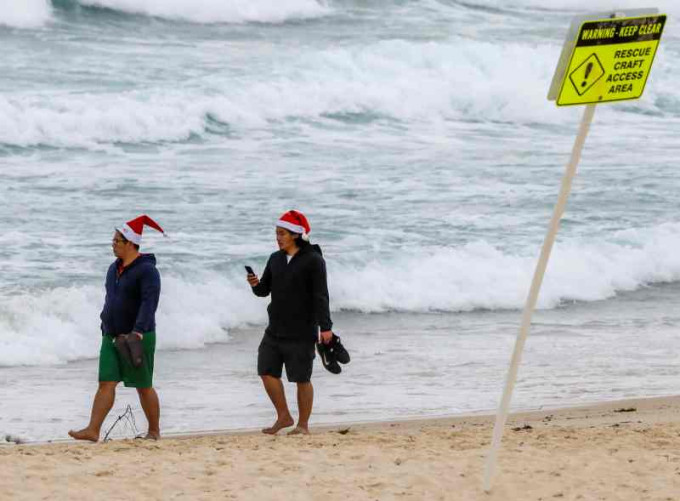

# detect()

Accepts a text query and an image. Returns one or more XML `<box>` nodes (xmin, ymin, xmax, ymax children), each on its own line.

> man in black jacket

<box><xmin>69</xmin><ymin>215</ymin><xmax>164</xmax><ymax>442</ymax></box>
<box><xmin>248</xmin><ymin>210</ymin><xmax>333</xmax><ymax>435</ymax></box>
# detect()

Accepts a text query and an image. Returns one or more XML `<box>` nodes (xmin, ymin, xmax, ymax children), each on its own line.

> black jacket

<box><xmin>251</xmin><ymin>244</ymin><xmax>332</xmax><ymax>342</ymax></box>
<box><xmin>100</xmin><ymin>254</ymin><xmax>161</xmax><ymax>336</ymax></box>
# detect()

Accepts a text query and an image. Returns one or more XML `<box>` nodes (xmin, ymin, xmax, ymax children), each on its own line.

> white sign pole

<box><xmin>483</xmin><ymin>103</ymin><xmax>597</xmax><ymax>492</ymax></box>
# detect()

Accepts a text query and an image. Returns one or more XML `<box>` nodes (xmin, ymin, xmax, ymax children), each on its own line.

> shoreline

<box><xmin>2</xmin><ymin>395</ymin><xmax>680</xmax><ymax>499</ymax></box>
<box><xmin>7</xmin><ymin>394</ymin><xmax>678</xmax><ymax>447</ymax></box>
<box><xmin>137</xmin><ymin>393</ymin><xmax>680</xmax><ymax>439</ymax></box>
<box><xmin>5</xmin><ymin>308</ymin><xmax>680</xmax><ymax>446</ymax></box>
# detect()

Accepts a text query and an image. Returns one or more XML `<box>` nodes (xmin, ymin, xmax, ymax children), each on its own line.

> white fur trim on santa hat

<box><xmin>118</xmin><ymin>224</ymin><xmax>142</xmax><ymax>245</ymax></box>
<box><xmin>277</xmin><ymin>220</ymin><xmax>306</xmax><ymax>235</ymax></box>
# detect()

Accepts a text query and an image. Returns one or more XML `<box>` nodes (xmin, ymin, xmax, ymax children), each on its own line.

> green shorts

<box><xmin>98</xmin><ymin>332</ymin><xmax>156</xmax><ymax>388</ymax></box>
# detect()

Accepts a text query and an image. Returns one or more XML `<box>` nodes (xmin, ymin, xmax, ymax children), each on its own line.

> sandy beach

<box><xmin>2</xmin><ymin>2</ymin><xmax>679</xmax><ymax>501</ymax></box>
<box><xmin>2</xmin><ymin>396</ymin><xmax>679</xmax><ymax>500</ymax></box>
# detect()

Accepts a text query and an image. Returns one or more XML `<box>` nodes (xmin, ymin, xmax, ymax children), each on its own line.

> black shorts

<box><xmin>257</xmin><ymin>335</ymin><xmax>316</xmax><ymax>383</ymax></box>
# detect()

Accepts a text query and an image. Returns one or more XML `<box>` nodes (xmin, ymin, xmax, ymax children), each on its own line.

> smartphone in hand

<box><xmin>245</xmin><ymin>265</ymin><xmax>255</xmax><ymax>276</ymax></box>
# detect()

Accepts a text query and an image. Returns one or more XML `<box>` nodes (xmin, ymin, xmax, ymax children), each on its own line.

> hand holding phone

<box><xmin>245</xmin><ymin>265</ymin><xmax>259</xmax><ymax>287</ymax></box>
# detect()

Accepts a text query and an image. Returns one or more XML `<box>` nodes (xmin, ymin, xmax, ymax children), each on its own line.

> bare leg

<box><xmin>260</xmin><ymin>375</ymin><xmax>294</xmax><ymax>434</ymax></box>
<box><xmin>288</xmin><ymin>382</ymin><xmax>313</xmax><ymax>435</ymax></box>
<box><xmin>137</xmin><ymin>387</ymin><xmax>161</xmax><ymax>440</ymax></box>
<box><xmin>68</xmin><ymin>381</ymin><xmax>118</xmax><ymax>442</ymax></box>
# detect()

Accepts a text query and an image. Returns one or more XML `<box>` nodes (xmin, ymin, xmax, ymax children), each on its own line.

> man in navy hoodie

<box><xmin>247</xmin><ymin>210</ymin><xmax>333</xmax><ymax>435</ymax></box>
<box><xmin>69</xmin><ymin>215</ymin><xmax>164</xmax><ymax>442</ymax></box>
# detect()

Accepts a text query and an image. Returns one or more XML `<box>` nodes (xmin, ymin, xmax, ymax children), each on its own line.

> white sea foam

<box><xmin>472</xmin><ymin>0</ymin><xmax>680</xmax><ymax>15</ymax></box>
<box><xmin>76</xmin><ymin>0</ymin><xmax>331</xmax><ymax>24</ymax></box>
<box><xmin>0</xmin><ymin>274</ymin><xmax>265</xmax><ymax>367</ymax></box>
<box><xmin>2</xmin><ymin>223</ymin><xmax>680</xmax><ymax>367</ymax></box>
<box><xmin>0</xmin><ymin>0</ymin><xmax>51</xmax><ymax>28</ymax></box>
<box><xmin>1</xmin><ymin>36</ymin><xmax>675</xmax><ymax>148</ymax></box>
<box><xmin>332</xmin><ymin>223</ymin><xmax>680</xmax><ymax>313</ymax></box>
<box><xmin>0</xmin><ymin>92</ymin><xmax>209</xmax><ymax>147</ymax></box>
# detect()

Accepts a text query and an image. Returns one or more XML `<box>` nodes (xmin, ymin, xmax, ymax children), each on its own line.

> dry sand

<box><xmin>2</xmin><ymin>396</ymin><xmax>680</xmax><ymax>500</ymax></box>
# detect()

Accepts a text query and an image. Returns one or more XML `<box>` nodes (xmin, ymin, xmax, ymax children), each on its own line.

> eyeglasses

<box><xmin>112</xmin><ymin>238</ymin><xmax>126</xmax><ymax>245</ymax></box>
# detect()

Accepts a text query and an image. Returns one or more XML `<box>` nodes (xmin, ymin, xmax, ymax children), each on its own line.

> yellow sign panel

<box><xmin>557</xmin><ymin>15</ymin><xmax>666</xmax><ymax>106</ymax></box>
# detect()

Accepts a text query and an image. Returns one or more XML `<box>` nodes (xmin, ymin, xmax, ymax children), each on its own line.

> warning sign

<box><xmin>568</xmin><ymin>54</ymin><xmax>605</xmax><ymax>96</ymax></box>
<box><xmin>556</xmin><ymin>15</ymin><xmax>666</xmax><ymax>106</ymax></box>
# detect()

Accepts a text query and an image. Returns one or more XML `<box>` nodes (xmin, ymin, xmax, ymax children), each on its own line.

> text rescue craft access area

<box><xmin>557</xmin><ymin>15</ymin><xmax>666</xmax><ymax>106</ymax></box>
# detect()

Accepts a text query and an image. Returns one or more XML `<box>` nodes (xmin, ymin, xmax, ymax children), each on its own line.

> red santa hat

<box><xmin>277</xmin><ymin>210</ymin><xmax>311</xmax><ymax>241</ymax></box>
<box><xmin>116</xmin><ymin>215</ymin><xmax>165</xmax><ymax>245</ymax></box>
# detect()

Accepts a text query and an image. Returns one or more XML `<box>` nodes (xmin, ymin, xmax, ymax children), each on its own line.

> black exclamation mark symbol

<box><xmin>582</xmin><ymin>62</ymin><xmax>593</xmax><ymax>87</ymax></box>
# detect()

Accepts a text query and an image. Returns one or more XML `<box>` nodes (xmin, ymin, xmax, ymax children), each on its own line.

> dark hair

<box><xmin>278</xmin><ymin>227</ymin><xmax>310</xmax><ymax>248</ymax></box>
<box><xmin>118</xmin><ymin>231</ymin><xmax>140</xmax><ymax>251</ymax></box>
<box><xmin>295</xmin><ymin>236</ymin><xmax>310</xmax><ymax>249</ymax></box>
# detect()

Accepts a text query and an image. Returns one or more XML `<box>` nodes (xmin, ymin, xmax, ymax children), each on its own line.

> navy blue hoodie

<box><xmin>251</xmin><ymin>244</ymin><xmax>332</xmax><ymax>342</ymax></box>
<box><xmin>100</xmin><ymin>254</ymin><xmax>161</xmax><ymax>336</ymax></box>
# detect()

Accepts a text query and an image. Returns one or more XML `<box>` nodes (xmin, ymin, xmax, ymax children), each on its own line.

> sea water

<box><xmin>1</xmin><ymin>0</ymin><xmax>679</xmax><ymax>441</ymax></box>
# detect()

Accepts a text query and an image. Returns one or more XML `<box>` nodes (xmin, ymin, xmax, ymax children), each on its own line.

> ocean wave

<box><xmin>0</xmin><ymin>92</ymin><xmax>210</xmax><ymax>148</ymax></box>
<box><xmin>73</xmin><ymin>0</ymin><xmax>331</xmax><ymax>24</ymax></box>
<box><xmin>5</xmin><ymin>37</ymin><xmax>675</xmax><ymax>148</ymax></box>
<box><xmin>0</xmin><ymin>0</ymin><xmax>52</xmax><ymax>28</ymax></box>
<box><xmin>455</xmin><ymin>0</ymin><xmax>680</xmax><ymax>15</ymax></box>
<box><xmin>2</xmin><ymin>223</ymin><xmax>680</xmax><ymax>367</ymax></box>
<box><xmin>332</xmin><ymin>223</ymin><xmax>680</xmax><ymax>312</ymax></box>
<box><xmin>0</xmin><ymin>274</ymin><xmax>265</xmax><ymax>367</ymax></box>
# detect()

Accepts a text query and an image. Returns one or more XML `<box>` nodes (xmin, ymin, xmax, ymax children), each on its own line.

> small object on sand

<box><xmin>337</xmin><ymin>428</ymin><xmax>351</xmax><ymax>435</ymax></box>
<box><xmin>4</xmin><ymin>434</ymin><xmax>24</xmax><ymax>445</ymax></box>
<box><xmin>511</xmin><ymin>425</ymin><xmax>533</xmax><ymax>432</ymax></box>
<box><xmin>614</xmin><ymin>407</ymin><xmax>637</xmax><ymax>413</ymax></box>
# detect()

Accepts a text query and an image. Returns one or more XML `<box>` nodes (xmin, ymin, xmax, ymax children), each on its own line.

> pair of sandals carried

<box><xmin>316</xmin><ymin>333</ymin><xmax>350</xmax><ymax>374</ymax></box>
<box><xmin>114</xmin><ymin>333</ymin><xmax>145</xmax><ymax>368</ymax></box>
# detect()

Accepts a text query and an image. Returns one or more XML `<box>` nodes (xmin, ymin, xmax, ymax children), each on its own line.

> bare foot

<box><xmin>146</xmin><ymin>431</ymin><xmax>161</xmax><ymax>441</ymax></box>
<box><xmin>136</xmin><ymin>432</ymin><xmax>161</xmax><ymax>441</ymax></box>
<box><xmin>287</xmin><ymin>426</ymin><xmax>310</xmax><ymax>436</ymax></box>
<box><xmin>262</xmin><ymin>416</ymin><xmax>294</xmax><ymax>435</ymax></box>
<box><xmin>68</xmin><ymin>428</ymin><xmax>99</xmax><ymax>442</ymax></box>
